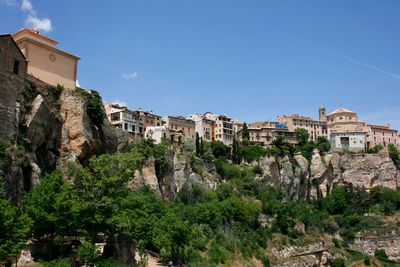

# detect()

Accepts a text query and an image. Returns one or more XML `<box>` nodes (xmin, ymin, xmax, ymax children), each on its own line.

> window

<box><xmin>13</xmin><ymin>59</ymin><xmax>20</xmax><ymax>75</ymax></box>
<box><xmin>124</xmin><ymin>123</ymin><xmax>128</xmax><ymax>130</ymax></box>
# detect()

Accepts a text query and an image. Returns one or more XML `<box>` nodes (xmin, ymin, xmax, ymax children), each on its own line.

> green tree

<box><xmin>316</xmin><ymin>136</ymin><xmax>331</xmax><ymax>153</ymax></box>
<box><xmin>295</xmin><ymin>128</ymin><xmax>310</xmax><ymax>146</ymax></box>
<box><xmin>240</xmin><ymin>145</ymin><xmax>267</xmax><ymax>163</ymax></box>
<box><xmin>211</xmin><ymin>141</ymin><xmax>230</xmax><ymax>158</ymax></box>
<box><xmin>195</xmin><ymin>132</ymin><xmax>200</xmax><ymax>156</ymax></box>
<box><xmin>0</xmin><ymin>197</ymin><xmax>31</xmax><ymax>264</ymax></box>
<box><xmin>23</xmin><ymin>171</ymin><xmax>78</xmax><ymax>239</ymax></box>
<box><xmin>232</xmin><ymin>137</ymin><xmax>241</xmax><ymax>164</ymax></box>
<box><xmin>242</xmin><ymin>122</ymin><xmax>250</xmax><ymax>146</ymax></box>
<box><xmin>0</xmin><ymin>138</ymin><xmax>9</xmax><ymax>171</ymax></box>
<box><xmin>388</xmin><ymin>144</ymin><xmax>400</xmax><ymax>168</ymax></box>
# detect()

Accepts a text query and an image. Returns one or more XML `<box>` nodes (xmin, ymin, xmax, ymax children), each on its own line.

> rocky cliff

<box><xmin>256</xmin><ymin>148</ymin><xmax>398</xmax><ymax>200</ymax></box>
<box><xmin>0</xmin><ymin>72</ymin><xmax>129</xmax><ymax>203</ymax></box>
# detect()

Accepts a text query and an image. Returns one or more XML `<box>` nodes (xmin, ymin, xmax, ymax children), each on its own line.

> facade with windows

<box><xmin>187</xmin><ymin>113</ymin><xmax>216</xmax><ymax>142</ymax></box>
<box><xmin>138</xmin><ymin>110</ymin><xmax>162</xmax><ymax>131</ymax></box>
<box><xmin>0</xmin><ymin>34</ymin><xmax>27</xmax><ymax>78</ymax></box>
<box><xmin>203</xmin><ymin>112</ymin><xmax>235</xmax><ymax>145</ymax></box>
<box><xmin>12</xmin><ymin>28</ymin><xmax>79</xmax><ymax>89</ymax></box>
<box><xmin>163</xmin><ymin>116</ymin><xmax>195</xmax><ymax>143</ymax></box>
<box><xmin>277</xmin><ymin>107</ymin><xmax>328</xmax><ymax>142</ymax></box>
<box><xmin>236</xmin><ymin>121</ymin><xmax>297</xmax><ymax>145</ymax></box>
<box><xmin>367</xmin><ymin>124</ymin><xmax>400</xmax><ymax>149</ymax></box>
<box><xmin>145</xmin><ymin>126</ymin><xmax>169</xmax><ymax>144</ymax></box>
<box><xmin>104</xmin><ymin>104</ymin><xmax>143</xmax><ymax>136</ymax></box>
<box><xmin>327</xmin><ymin>108</ymin><xmax>368</xmax><ymax>151</ymax></box>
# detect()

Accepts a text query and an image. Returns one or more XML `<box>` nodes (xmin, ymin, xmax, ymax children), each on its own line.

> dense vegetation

<box><xmin>1</xmin><ymin>134</ymin><xmax>400</xmax><ymax>266</ymax></box>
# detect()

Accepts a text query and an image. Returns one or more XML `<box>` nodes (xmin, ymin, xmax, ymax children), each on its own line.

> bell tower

<box><xmin>319</xmin><ymin>106</ymin><xmax>327</xmax><ymax>122</ymax></box>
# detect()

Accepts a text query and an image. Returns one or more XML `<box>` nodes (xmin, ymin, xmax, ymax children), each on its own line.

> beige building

<box><xmin>187</xmin><ymin>113</ymin><xmax>216</xmax><ymax>142</ymax></box>
<box><xmin>203</xmin><ymin>112</ymin><xmax>234</xmax><ymax>145</ymax></box>
<box><xmin>277</xmin><ymin>107</ymin><xmax>328</xmax><ymax>142</ymax></box>
<box><xmin>145</xmin><ymin>126</ymin><xmax>169</xmax><ymax>144</ymax></box>
<box><xmin>12</xmin><ymin>28</ymin><xmax>79</xmax><ymax>89</ymax></box>
<box><xmin>236</xmin><ymin>121</ymin><xmax>297</xmax><ymax>145</ymax></box>
<box><xmin>104</xmin><ymin>104</ymin><xmax>144</xmax><ymax>137</ymax></box>
<box><xmin>327</xmin><ymin>108</ymin><xmax>368</xmax><ymax>151</ymax></box>
<box><xmin>367</xmin><ymin>124</ymin><xmax>400</xmax><ymax>149</ymax></box>
<box><xmin>163</xmin><ymin>116</ymin><xmax>195</xmax><ymax>143</ymax></box>
<box><xmin>138</xmin><ymin>110</ymin><xmax>162</xmax><ymax>131</ymax></box>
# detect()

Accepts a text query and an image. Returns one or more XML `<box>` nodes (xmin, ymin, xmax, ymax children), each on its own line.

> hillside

<box><xmin>1</xmin><ymin>72</ymin><xmax>400</xmax><ymax>267</ymax></box>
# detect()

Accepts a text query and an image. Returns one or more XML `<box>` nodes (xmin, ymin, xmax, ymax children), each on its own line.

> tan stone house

<box><xmin>12</xmin><ymin>28</ymin><xmax>80</xmax><ymax>89</ymax></box>
<box><xmin>163</xmin><ymin>116</ymin><xmax>195</xmax><ymax>143</ymax></box>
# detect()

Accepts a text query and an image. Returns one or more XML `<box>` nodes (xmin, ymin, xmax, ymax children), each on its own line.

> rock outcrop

<box><xmin>257</xmin><ymin>149</ymin><xmax>398</xmax><ymax>200</ymax></box>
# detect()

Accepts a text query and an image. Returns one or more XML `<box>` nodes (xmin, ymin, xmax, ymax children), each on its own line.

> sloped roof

<box><xmin>328</xmin><ymin>108</ymin><xmax>355</xmax><ymax>116</ymax></box>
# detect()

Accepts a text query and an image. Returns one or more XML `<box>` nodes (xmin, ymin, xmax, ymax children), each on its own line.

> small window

<box><xmin>13</xmin><ymin>59</ymin><xmax>20</xmax><ymax>75</ymax></box>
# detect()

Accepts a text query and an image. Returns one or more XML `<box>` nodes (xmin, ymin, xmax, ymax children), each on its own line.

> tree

<box><xmin>240</xmin><ymin>145</ymin><xmax>267</xmax><ymax>163</ymax></box>
<box><xmin>295</xmin><ymin>128</ymin><xmax>310</xmax><ymax>146</ymax></box>
<box><xmin>232</xmin><ymin>137</ymin><xmax>241</xmax><ymax>164</ymax></box>
<box><xmin>211</xmin><ymin>141</ymin><xmax>230</xmax><ymax>158</ymax></box>
<box><xmin>317</xmin><ymin>136</ymin><xmax>331</xmax><ymax>153</ymax></box>
<box><xmin>242</xmin><ymin>122</ymin><xmax>250</xmax><ymax>146</ymax></box>
<box><xmin>0</xmin><ymin>197</ymin><xmax>31</xmax><ymax>265</ymax></box>
<box><xmin>68</xmin><ymin>151</ymin><xmax>142</xmax><ymax>243</ymax></box>
<box><xmin>388</xmin><ymin>144</ymin><xmax>400</xmax><ymax>168</ymax></box>
<box><xmin>195</xmin><ymin>133</ymin><xmax>200</xmax><ymax>156</ymax></box>
<box><xmin>23</xmin><ymin>171</ymin><xmax>78</xmax><ymax>239</ymax></box>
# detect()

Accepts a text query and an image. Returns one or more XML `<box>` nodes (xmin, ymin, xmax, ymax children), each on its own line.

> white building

<box><xmin>327</xmin><ymin>108</ymin><xmax>368</xmax><ymax>151</ymax></box>
<box><xmin>145</xmin><ymin>126</ymin><xmax>169</xmax><ymax>144</ymax></box>
<box><xmin>104</xmin><ymin>104</ymin><xmax>143</xmax><ymax>135</ymax></box>
<box><xmin>203</xmin><ymin>112</ymin><xmax>235</xmax><ymax>145</ymax></box>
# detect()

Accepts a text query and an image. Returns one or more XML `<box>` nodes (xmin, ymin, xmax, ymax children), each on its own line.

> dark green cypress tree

<box><xmin>195</xmin><ymin>132</ymin><xmax>200</xmax><ymax>156</ymax></box>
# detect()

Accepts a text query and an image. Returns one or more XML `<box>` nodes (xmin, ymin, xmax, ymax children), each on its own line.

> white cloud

<box><xmin>26</xmin><ymin>15</ymin><xmax>52</xmax><ymax>32</ymax></box>
<box><xmin>112</xmin><ymin>100</ymin><xmax>128</xmax><ymax>107</ymax></box>
<box><xmin>0</xmin><ymin>0</ymin><xmax>18</xmax><ymax>6</ymax></box>
<box><xmin>21</xmin><ymin>0</ymin><xmax>33</xmax><ymax>12</ymax></box>
<box><xmin>76</xmin><ymin>80</ymin><xmax>81</xmax><ymax>87</ymax></box>
<box><xmin>21</xmin><ymin>0</ymin><xmax>53</xmax><ymax>33</ymax></box>
<box><xmin>121</xmin><ymin>72</ymin><xmax>138</xmax><ymax>80</ymax></box>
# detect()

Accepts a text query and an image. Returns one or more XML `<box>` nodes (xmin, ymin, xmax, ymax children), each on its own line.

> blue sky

<box><xmin>1</xmin><ymin>1</ymin><xmax>400</xmax><ymax>128</ymax></box>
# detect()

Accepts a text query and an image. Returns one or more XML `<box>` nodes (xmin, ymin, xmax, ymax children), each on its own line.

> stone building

<box><xmin>163</xmin><ymin>116</ymin><xmax>195</xmax><ymax>143</ymax></box>
<box><xmin>187</xmin><ymin>113</ymin><xmax>216</xmax><ymax>142</ymax></box>
<box><xmin>12</xmin><ymin>28</ymin><xmax>80</xmax><ymax>89</ymax></box>
<box><xmin>203</xmin><ymin>112</ymin><xmax>234</xmax><ymax>145</ymax></box>
<box><xmin>138</xmin><ymin>110</ymin><xmax>162</xmax><ymax>131</ymax></box>
<box><xmin>367</xmin><ymin>124</ymin><xmax>400</xmax><ymax>149</ymax></box>
<box><xmin>0</xmin><ymin>34</ymin><xmax>27</xmax><ymax>79</ymax></box>
<box><xmin>236</xmin><ymin>121</ymin><xmax>297</xmax><ymax>145</ymax></box>
<box><xmin>277</xmin><ymin>107</ymin><xmax>328</xmax><ymax>142</ymax></box>
<box><xmin>104</xmin><ymin>104</ymin><xmax>143</xmax><ymax>137</ymax></box>
<box><xmin>327</xmin><ymin>108</ymin><xmax>368</xmax><ymax>151</ymax></box>
<box><xmin>145</xmin><ymin>126</ymin><xmax>169</xmax><ymax>144</ymax></box>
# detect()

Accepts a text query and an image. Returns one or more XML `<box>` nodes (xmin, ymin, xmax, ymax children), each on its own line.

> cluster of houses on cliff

<box><xmin>1</xmin><ymin>29</ymin><xmax>399</xmax><ymax>152</ymax></box>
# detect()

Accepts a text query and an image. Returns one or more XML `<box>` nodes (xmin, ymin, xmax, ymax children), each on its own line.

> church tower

<box><xmin>319</xmin><ymin>106</ymin><xmax>327</xmax><ymax>122</ymax></box>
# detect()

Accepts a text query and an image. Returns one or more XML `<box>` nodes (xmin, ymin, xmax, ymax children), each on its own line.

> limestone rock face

<box><xmin>351</xmin><ymin>229</ymin><xmax>400</xmax><ymax>261</ymax></box>
<box><xmin>258</xmin><ymin>149</ymin><xmax>398</xmax><ymax>201</ymax></box>
<box><xmin>59</xmin><ymin>90</ymin><xmax>118</xmax><ymax>165</ymax></box>
<box><xmin>130</xmin><ymin>157</ymin><xmax>161</xmax><ymax>196</ymax></box>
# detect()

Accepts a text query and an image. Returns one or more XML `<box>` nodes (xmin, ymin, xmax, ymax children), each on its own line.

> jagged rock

<box><xmin>59</xmin><ymin>90</ymin><xmax>118</xmax><ymax>165</ymax></box>
<box><xmin>258</xmin><ymin>156</ymin><xmax>280</xmax><ymax>185</ymax></box>
<box><xmin>351</xmin><ymin>229</ymin><xmax>400</xmax><ymax>261</ymax></box>
<box><xmin>294</xmin><ymin>153</ymin><xmax>309</xmax><ymax>200</ymax></box>
<box><xmin>130</xmin><ymin>157</ymin><xmax>161</xmax><ymax>196</ymax></box>
<box><xmin>103</xmin><ymin>234</ymin><xmax>136</xmax><ymax>265</ymax></box>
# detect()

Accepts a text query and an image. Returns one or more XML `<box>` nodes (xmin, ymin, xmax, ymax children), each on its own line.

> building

<box><xmin>187</xmin><ymin>113</ymin><xmax>216</xmax><ymax>142</ymax></box>
<box><xmin>327</xmin><ymin>108</ymin><xmax>368</xmax><ymax>151</ymax></box>
<box><xmin>12</xmin><ymin>28</ymin><xmax>80</xmax><ymax>89</ymax></box>
<box><xmin>232</xmin><ymin>119</ymin><xmax>243</xmax><ymax>134</ymax></box>
<box><xmin>138</xmin><ymin>110</ymin><xmax>162</xmax><ymax>131</ymax></box>
<box><xmin>367</xmin><ymin>124</ymin><xmax>400</xmax><ymax>149</ymax></box>
<box><xmin>203</xmin><ymin>112</ymin><xmax>234</xmax><ymax>145</ymax></box>
<box><xmin>277</xmin><ymin>107</ymin><xmax>328</xmax><ymax>142</ymax></box>
<box><xmin>0</xmin><ymin>34</ymin><xmax>27</xmax><ymax>78</ymax></box>
<box><xmin>104</xmin><ymin>104</ymin><xmax>143</xmax><ymax>136</ymax></box>
<box><xmin>145</xmin><ymin>126</ymin><xmax>169</xmax><ymax>144</ymax></box>
<box><xmin>163</xmin><ymin>116</ymin><xmax>195</xmax><ymax>143</ymax></box>
<box><xmin>236</xmin><ymin>121</ymin><xmax>297</xmax><ymax>145</ymax></box>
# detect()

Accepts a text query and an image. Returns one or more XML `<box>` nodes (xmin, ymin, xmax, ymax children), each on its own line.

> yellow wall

<box><xmin>19</xmin><ymin>40</ymin><xmax>77</xmax><ymax>89</ymax></box>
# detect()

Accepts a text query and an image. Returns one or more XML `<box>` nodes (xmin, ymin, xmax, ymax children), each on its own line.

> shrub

<box><xmin>77</xmin><ymin>89</ymin><xmax>105</xmax><ymax>126</ymax></box>
<box><xmin>214</xmin><ymin>158</ymin><xmax>241</xmax><ymax>180</ymax></box>
<box><xmin>374</xmin><ymin>249</ymin><xmax>388</xmax><ymax>260</ymax></box>
<box><xmin>331</xmin><ymin>258</ymin><xmax>345</xmax><ymax>267</ymax></box>
<box><xmin>252</xmin><ymin>165</ymin><xmax>264</xmax><ymax>175</ymax></box>
<box><xmin>211</xmin><ymin>141</ymin><xmax>230</xmax><ymax>158</ymax></box>
<box><xmin>364</xmin><ymin>256</ymin><xmax>370</xmax><ymax>265</ymax></box>
<box><xmin>240</xmin><ymin>145</ymin><xmax>267</xmax><ymax>163</ymax></box>
<box><xmin>78</xmin><ymin>242</ymin><xmax>101</xmax><ymax>265</ymax></box>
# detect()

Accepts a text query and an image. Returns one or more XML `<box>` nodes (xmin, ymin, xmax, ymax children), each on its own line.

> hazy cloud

<box><xmin>21</xmin><ymin>0</ymin><xmax>53</xmax><ymax>33</ymax></box>
<box><xmin>122</xmin><ymin>72</ymin><xmax>138</xmax><ymax>80</ymax></box>
<box><xmin>112</xmin><ymin>100</ymin><xmax>128</xmax><ymax>107</ymax></box>
<box><xmin>0</xmin><ymin>0</ymin><xmax>18</xmax><ymax>6</ymax></box>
